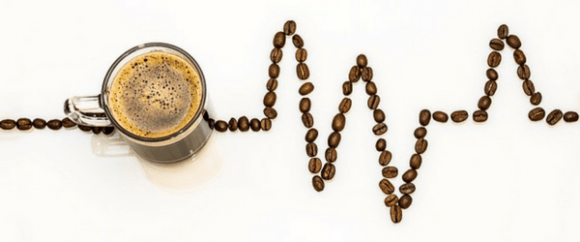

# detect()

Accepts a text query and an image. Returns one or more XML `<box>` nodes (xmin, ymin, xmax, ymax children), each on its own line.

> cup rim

<box><xmin>100</xmin><ymin>42</ymin><xmax>207</xmax><ymax>143</ymax></box>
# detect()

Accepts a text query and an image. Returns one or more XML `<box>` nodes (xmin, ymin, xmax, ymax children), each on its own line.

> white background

<box><xmin>1</xmin><ymin>0</ymin><xmax>580</xmax><ymax>241</ymax></box>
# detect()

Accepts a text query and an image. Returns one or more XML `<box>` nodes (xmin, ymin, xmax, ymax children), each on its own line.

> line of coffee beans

<box><xmin>0</xmin><ymin>116</ymin><xmax>114</xmax><ymax>135</ymax></box>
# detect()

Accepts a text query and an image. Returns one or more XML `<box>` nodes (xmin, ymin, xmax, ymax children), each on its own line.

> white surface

<box><xmin>1</xmin><ymin>0</ymin><xmax>580</xmax><ymax>241</ymax></box>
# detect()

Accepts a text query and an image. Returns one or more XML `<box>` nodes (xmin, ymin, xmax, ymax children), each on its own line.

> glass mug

<box><xmin>64</xmin><ymin>43</ymin><xmax>213</xmax><ymax>163</ymax></box>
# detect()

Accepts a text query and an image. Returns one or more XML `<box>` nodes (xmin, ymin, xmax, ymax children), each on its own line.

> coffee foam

<box><xmin>107</xmin><ymin>51</ymin><xmax>202</xmax><ymax>138</ymax></box>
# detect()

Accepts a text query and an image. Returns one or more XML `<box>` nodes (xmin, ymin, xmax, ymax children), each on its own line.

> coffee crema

<box><xmin>107</xmin><ymin>51</ymin><xmax>202</xmax><ymax>138</ymax></box>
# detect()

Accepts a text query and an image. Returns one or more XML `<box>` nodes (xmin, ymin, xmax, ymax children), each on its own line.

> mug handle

<box><xmin>64</xmin><ymin>94</ymin><xmax>113</xmax><ymax>127</ymax></box>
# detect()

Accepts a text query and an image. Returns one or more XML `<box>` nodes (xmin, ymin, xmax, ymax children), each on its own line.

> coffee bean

<box><xmin>238</xmin><ymin>116</ymin><xmax>250</xmax><ymax>131</ymax></box>
<box><xmin>328</xmin><ymin>132</ymin><xmax>341</xmax><ymax>148</ymax></box>
<box><xmin>308</xmin><ymin>158</ymin><xmax>322</xmax><ymax>173</ymax></box>
<box><xmin>305</xmin><ymin>128</ymin><xmax>318</xmax><ymax>142</ymax></box>
<box><xmin>208</xmin><ymin>119</ymin><xmax>215</xmax><ymax>129</ymax></box>
<box><xmin>522</xmin><ymin>80</ymin><xmax>535</xmax><ymax>96</ymax></box>
<box><xmin>299</xmin><ymin>82</ymin><xmax>314</xmax><ymax>96</ymax></box>
<box><xmin>0</xmin><ymin>119</ymin><xmax>16</xmax><ymax>130</ymax></box>
<box><xmin>513</xmin><ymin>49</ymin><xmax>526</xmax><ymax>65</ymax></box>
<box><xmin>263</xmin><ymin>92</ymin><xmax>277</xmax><ymax>107</ymax></box>
<box><xmin>517</xmin><ymin>64</ymin><xmax>531</xmax><ymax>80</ymax></box>
<box><xmin>297</xmin><ymin>63</ymin><xmax>310</xmax><ymax>80</ymax></box>
<box><xmin>451</xmin><ymin>110</ymin><xmax>468</xmax><ymax>123</ymax></box>
<box><xmin>400</xmin><ymin>183</ymin><xmax>416</xmax><ymax>195</ymax></box>
<box><xmin>295</xmin><ymin>47</ymin><xmax>308</xmax><ymax>63</ymax></box>
<box><xmin>215</xmin><ymin>120</ymin><xmax>228</xmax><ymax>132</ymax></box>
<box><xmin>529</xmin><ymin>107</ymin><xmax>545</xmax><ymax>121</ymax></box>
<box><xmin>398</xmin><ymin>194</ymin><xmax>413</xmax><ymax>209</ymax></box>
<box><xmin>546</xmin><ymin>109</ymin><xmax>563</xmax><ymax>126</ymax></box>
<box><xmin>103</xmin><ymin>127</ymin><xmax>115</xmax><ymax>135</ymax></box>
<box><xmin>507</xmin><ymin>35</ymin><xmax>521</xmax><ymax>49</ymax></box>
<box><xmin>373</xmin><ymin>109</ymin><xmax>385</xmax><ymax>123</ymax></box>
<box><xmin>487</xmin><ymin>51</ymin><xmax>502</xmax><ymax>67</ymax></box>
<box><xmin>283</xmin><ymin>20</ymin><xmax>296</xmax><ymax>35</ymax></box>
<box><xmin>325</xmin><ymin>148</ymin><xmax>337</xmax><ymax>162</ymax></box>
<box><xmin>32</xmin><ymin>118</ymin><xmax>46</xmax><ymax>129</ymax></box>
<box><xmin>92</xmin><ymin>127</ymin><xmax>102</xmax><ymax>134</ymax></box>
<box><xmin>250</xmin><ymin>118</ymin><xmax>261</xmax><ymax>131</ymax></box>
<box><xmin>47</xmin><ymin>119</ymin><xmax>62</xmax><ymax>130</ymax></box>
<box><xmin>261</xmin><ymin>118</ymin><xmax>272</xmax><ymax>131</ymax></box>
<box><xmin>78</xmin><ymin>125</ymin><xmax>91</xmax><ymax>132</ymax></box>
<box><xmin>342</xmin><ymin>81</ymin><xmax>353</xmax><ymax>96</ymax></box>
<box><xmin>228</xmin><ymin>118</ymin><xmax>238</xmax><ymax>131</ymax></box>
<box><xmin>361</xmin><ymin>67</ymin><xmax>373</xmax><ymax>82</ymax></box>
<box><xmin>373</xmin><ymin>123</ymin><xmax>388</xmax><ymax>135</ymax></box>
<box><xmin>379</xmin><ymin>179</ymin><xmax>395</xmax><ymax>194</ymax></box>
<box><xmin>376</xmin><ymin>138</ymin><xmax>387</xmax><ymax>151</ymax></box>
<box><xmin>273</xmin><ymin>31</ymin><xmax>286</xmax><ymax>48</ymax></box>
<box><xmin>432</xmin><ymin>111</ymin><xmax>448</xmax><ymax>123</ymax></box>
<box><xmin>306</xmin><ymin>142</ymin><xmax>318</xmax><ymax>157</ymax></box>
<box><xmin>402</xmin><ymin>169</ymin><xmax>418</xmax><ymax>183</ymax></box>
<box><xmin>302</xmin><ymin>112</ymin><xmax>314</xmax><ymax>128</ymax></box>
<box><xmin>484</xmin><ymin>80</ymin><xmax>498</xmax><ymax>96</ymax></box>
<box><xmin>564</xmin><ymin>111</ymin><xmax>579</xmax><ymax>122</ymax></box>
<box><xmin>489</xmin><ymin>38</ymin><xmax>505</xmax><ymax>50</ymax></box>
<box><xmin>530</xmin><ymin>92</ymin><xmax>542</xmax><ymax>106</ymax></box>
<box><xmin>382</xmin><ymin>166</ymin><xmax>398</xmax><ymax>178</ymax></box>
<box><xmin>410</xmin><ymin>154</ymin><xmax>422</xmax><ymax>169</ymax></box>
<box><xmin>365</xmin><ymin>81</ymin><xmax>377</xmax><ymax>95</ymax></box>
<box><xmin>367</xmin><ymin>95</ymin><xmax>380</xmax><ymax>110</ymax></box>
<box><xmin>478</xmin><ymin>96</ymin><xmax>492</xmax><ymax>110</ymax></box>
<box><xmin>349</xmin><ymin>66</ymin><xmax>361</xmax><ymax>82</ymax></box>
<box><xmin>312</xmin><ymin>175</ymin><xmax>325</xmax><ymax>192</ymax></box>
<box><xmin>486</xmin><ymin>68</ymin><xmax>498</xmax><ymax>81</ymax></box>
<box><xmin>299</xmin><ymin>98</ymin><xmax>311</xmax><ymax>113</ymax></box>
<box><xmin>419</xmin><ymin>109</ymin><xmax>431</xmax><ymax>126</ymax></box>
<box><xmin>390</xmin><ymin>205</ymin><xmax>403</xmax><ymax>223</ymax></box>
<box><xmin>332</xmin><ymin>113</ymin><xmax>346</xmax><ymax>131</ymax></box>
<box><xmin>498</xmin><ymin>24</ymin><xmax>509</xmax><ymax>39</ymax></box>
<box><xmin>384</xmin><ymin>194</ymin><xmax>399</xmax><ymax>207</ymax></box>
<box><xmin>15</xmin><ymin>118</ymin><xmax>32</xmax><ymax>131</ymax></box>
<box><xmin>415</xmin><ymin>138</ymin><xmax>428</xmax><ymax>154</ymax></box>
<box><xmin>321</xmin><ymin>163</ymin><xmax>336</xmax><ymax>180</ymax></box>
<box><xmin>414</xmin><ymin>127</ymin><xmax>427</xmax><ymax>139</ymax></box>
<box><xmin>379</xmin><ymin>150</ymin><xmax>392</xmax><ymax>166</ymax></box>
<box><xmin>264</xmin><ymin>107</ymin><xmax>278</xmax><ymax>119</ymax></box>
<box><xmin>61</xmin><ymin>118</ymin><xmax>76</xmax><ymax>128</ymax></box>
<box><xmin>357</xmin><ymin>54</ymin><xmax>368</xmax><ymax>68</ymax></box>
<box><xmin>473</xmin><ymin>110</ymin><xmax>488</xmax><ymax>122</ymax></box>
<box><xmin>292</xmin><ymin>34</ymin><xmax>304</xmax><ymax>48</ymax></box>
<box><xmin>270</xmin><ymin>48</ymin><xmax>283</xmax><ymax>63</ymax></box>
<box><xmin>339</xmin><ymin>98</ymin><xmax>352</xmax><ymax>113</ymax></box>
<box><xmin>266</xmin><ymin>78</ymin><xmax>278</xmax><ymax>92</ymax></box>
<box><xmin>268</xmin><ymin>64</ymin><xmax>280</xmax><ymax>79</ymax></box>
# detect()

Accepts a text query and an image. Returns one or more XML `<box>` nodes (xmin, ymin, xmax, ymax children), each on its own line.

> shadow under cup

<box><xmin>65</xmin><ymin>42</ymin><xmax>213</xmax><ymax>163</ymax></box>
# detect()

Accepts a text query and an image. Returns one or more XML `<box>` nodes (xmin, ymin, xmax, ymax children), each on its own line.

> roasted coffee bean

<box><xmin>384</xmin><ymin>194</ymin><xmax>399</xmax><ymax>207</ymax></box>
<box><xmin>507</xmin><ymin>35</ymin><xmax>521</xmax><ymax>49</ymax></box>
<box><xmin>103</xmin><ymin>127</ymin><xmax>115</xmax><ymax>135</ymax></box>
<box><xmin>312</xmin><ymin>175</ymin><xmax>325</xmax><ymax>192</ymax></box>
<box><xmin>297</xmin><ymin>63</ymin><xmax>310</xmax><ymax>80</ymax></box>
<box><xmin>296</xmin><ymin>48</ymin><xmax>307</xmax><ymax>62</ymax></box>
<box><xmin>432</xmin><ymin>111</ymin><xmax>448</xmax><ymax>123</ymax></box>
<box><xmin>273</xmin><ymin>32</ymin><xmax>285</xmax><ymax>48</ymax></box>
<box><xmin>332</xmin><ymin>113</ymin><xmax>346</xmax><ymax>131</ymax></box>
<box><xmin>250</xmin><ymin>118</ymin><xmax>261</xmax><ymax>131</ymax></box>
<box><xmin>339</xmin><ymin>98</ymin><xmax>352</xmax><ymax>113</ymax></box>
<box><xmin>266</xmin><ymin>78</ymin><xmax>278</xmax><ymax>92</ymax></box>
<box><xmin>299</xmin><ymin>98</ymin><xmax>311</xmax><ymax>113</ymax></box>
<box><xmin>325</xmin><ymin>148</ymin><xmax>337</xmax><ymax>162</ymax></box>
<box><xmin>321</xmin><ymin>163</ymin><xmax>336</xmax><ymax>180</ymax></box>
<box><xmin>517</xmin><ymin>64</ymin><xmax>531</xmax><ymax>80</ymax></box>
<box><xmin>473</xmin><ymin>110</ymin><xmax>488</xmax><ymax>122</ymax></box>
<box><xmin>228</xmin><ymin>118</ymin><xmax>238</xmax><ymax>131</ymax></box>
<box><xmin>78</xmin><ymin>125</ymin><xmax>91</xmax><ymax>132</ymax></box>
<box><xmin>238</xmin><ymin>116</ymin><xmax>250</xmax><ymax>131</ymax></box>
<box><xmin>215</xmin><ymin>120</ymin><xmax>228</xmax><ymax>132</ymax></box>
<box><xmin>419</xmin><ymin>109</ymin><xmax>431</xmax><ymax>126</ymax></box>
<box><xmin>529</xmin><ymin>108</ymin><xmax>545</xmax><ymax>121</ymax></box>
<box><xmin>530</xmin><ymin>92</ymin><xmax>542</xmax><ymax>105</ymax></box>
<box><xmin>32</xmin><ymin>118</ymin><xmax>46</xmax><ymax>129</ymax></box>
<box><xmin>522</xmin><ymin>80</ymin><xmax>535</xmax><ymax>96</ymax></box>
<box><xmin>382</xmin><ymin>166</ymin><xmax>398</xmax><ymax>178</ymax></box>
<box><xmin>0</xmin><ymin>119</ymin><xmax>16</xmax><ymax>130</ymax></box>
<box><xmin>292</xmin><ymin>34</ymin><xmax>304</xmax><ymax>48</ymax></box>
<box><xmin>283</xmin><ymin>20</ymin><xmax>296</xmax><ymax>36</ymax></box>
<box><xmin>415</xmin><ymin>138</ymin><xmax>428</xmax><ymax>154</ymax></box>
<box><xmin>305</xmin><ymin>128</ymin><xmax>318</xmax><ymax>142</ymax></box>
<box><xmin>513</xmin><ymin>49</ymin><xmax>526</xmax><ymax>65</ymax></box>
<box><xmin>373</xmin><ymin>109</ymin><xmax>385</xmax><ymax>123</ymax></box>
<box><xmin>342</xmin><ymin>81</ymin><xmax>353</xmax><ymax>96</ymax></box>
<box><xmin>263</xmin><ymin>108</ymin><xmax>278</xmax><ymax>120</ymax></box>
<box><xmin>400</xmin><ymin>183</ymin><xmax>416</xmax><ymax>195</ymax></box>
<box><xmin>348</xmin><ymin>66</ymin><xmax>361</xmax><ymax>82</ymax></box>
<box><xmin>61</xmin><ymin>118</ymin><xmax>76</xmax><ymax>128</ymax></box>
<box><xmin>414</xmin><ymin>127</ymin><xmax>427</xmax><ymax>139</ymax></box>
<box><xmin>14</xmin><ymin>118</ymin><xmax>32</xmax><ymax>131</ymax></box>
<box><xmin>270</xmin><ymin>48</ymin><xmax>283</xmax><ymax>63</ymax></box>
<box><xmin>92</xmin><ymin>127</ymin><xmax>102</xmax><ymax>134</ymax></box>
<box><xmin>398</xmin><ymin>194</ymin><xmax>413</xmax><ymax>209</ymax></box>
<box><xmin>361</xmin><ymin>67</ymin><xmax>373</xmax><ymax>82</ymax></box>
<box><xmin>390</xmin><ymin>205</ymin><xmax>403</xmax><ymax>223</ymax></box>
<box><xmin>261</xmin><ymin>118</ymin><xmax>272</xmax><ymax>131</ymax></box>
<box><xmin>379</xmin><ymin>179</ymin><xmax>395</xmax><ymax>194</ymax></box>
<box><xmin>410</xmin><ymin>154</ymin><xmax>422</xmax><ymax>169</ymax></box>
<box><xmin>546</xmin><ymin>109</ymin><xmax>563</xmax><ymax>126</ymax></box>
<box><xmin>365</xmin><ymin>81</ymin><xmax>377</xmax><ymax>95</ymax></box>
<box><xmin>489</xmin><ymin>38</ymin><xmax>505</xmax><ymax>50</ymax></box>
<box><xmin>268</xmin><ymin>64</ymin><xmax>280</xmax><ymax>79</ymax></box>
<box><xmin>402</xmin><ymin>169</ymin><xmax>418</xmax><ymax>183</ymax></box>
<box><xmin>263</xmin><ymin>92</ymin><xmax>277</xmax><ymax>107</ymax></box>
<box><xmin>328</xmin><ymin>132</ymin><xmax>341</xmax><ymax>148</ymax></box>
<box><xmin>564</xmin><ymin>111</ymin><xmax>579</xmax><ymax>122</ymax></box>
<box><xmin>486</xmin><ymin>68</ymin><xmax>498</xmax><ymax>81</ymax></box>
<box><xmin>302</xmin><ymin>112</ymin><xmax>314</xmax><ymax>128</ymax></box>
<box><xmin>306</xmin><ymin>142</ymin><xmax>318</xmax><ymax>157</ymax></box>
<box><xmin>498</xmin><ymin>24</ymin><xmax>509</xmax><ymax>39</ymax></box>
<box><xmin>376</xmin><ymin>138</ymin><xmax>387</xmax><ymax>151</ymax></box>
<box><xmin>487</xmin><ymin>51</ymin><xmax>502</xmax><ymax>67</ymax></box>
<box><xmin>478</xmin><ymin>96</ymin><xmax>492</xmax><ymax>110</ymax></box>
<box><xmin>299</xmin><ymin>82</ymin><xmax>314</xmax><ymax>95</ymax></box>
<box><xmin>379</xmin><ymin>150</ymin><xmax>392</xmax><ymax>166</ymax></box>
<box><xmin>484</xmin><ymin>80</ymin><xmax>498</xmax><ymax>96</ymax></box>
<box><xmin>308</xmin><ymin>158</ymin><xmax>322</xmax><ymax>173</ymax></box>
<box><xmin>357</xmin><ymin>54</ymin><xmax>368</xmax><ymax>68</ymax></box>
<box><xmin>451</xmin><ymin>110</ymin><xmax>468</xmax><ymax>123</ymax></box>
<box><xmin>47</xmin><ymin>119</ymin><xmax>62</xmax><ymax>130</ymax></box>
<box><xmin>208</xmin><ymin>119</ymin><xmax>215</xmax><ymax>129</ymax></box>
<box><xmin>367</xmin><ymin>95</ymin><xmax>380</xmax><ymax>110</ymax></box>
<box><xmin>372</xmin><ymin>123</ymin><xmax>388</xmax><ymax>135</ymax></box>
